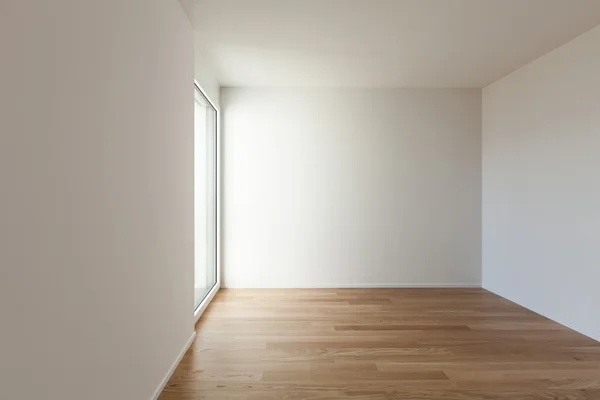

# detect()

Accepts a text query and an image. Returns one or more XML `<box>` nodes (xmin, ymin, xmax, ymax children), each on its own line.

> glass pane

<box><xmin>194</xmin><ymin>87</ymin><xmax>217</xmax><ymax>309</ymax></box>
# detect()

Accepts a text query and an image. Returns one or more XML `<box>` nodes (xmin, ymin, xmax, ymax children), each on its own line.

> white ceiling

<box><xmin>181</xmin><ymin>0</ymin><xmax>600</xmax><ymax>88</ymax></box>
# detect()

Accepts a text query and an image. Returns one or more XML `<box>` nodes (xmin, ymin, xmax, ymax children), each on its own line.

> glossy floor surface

<box><xmin>158</xmin><ymin>288</ymin><xmax>600</xmax><ymax>399</ymax></box>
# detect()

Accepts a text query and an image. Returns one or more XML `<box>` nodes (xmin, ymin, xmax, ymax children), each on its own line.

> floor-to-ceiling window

<box><xmin>194</xmin><ymin>84</ymin><xmax>217</xmax><ymax>310</ymax></box>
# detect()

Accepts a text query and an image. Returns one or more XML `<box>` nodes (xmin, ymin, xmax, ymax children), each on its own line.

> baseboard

<box><xmin>151</xmin><ymin>331</ymin><xmax>196</xmax><ymax>400</ymax></box>
<box><xmin>222</xmin><ymin>283</ymin><xmax>481</xmax><ymax>289</ymax></box>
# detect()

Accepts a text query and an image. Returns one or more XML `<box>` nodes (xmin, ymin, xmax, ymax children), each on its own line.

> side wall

<box><xmin>221</xmin><ymin>88</ymin><xmax>482</xmax><ymax>288</ymax></box>
<box><xmin>483</xmin><ymin>25</ymin><xmax>600</xmax><ymax>341</ymax></box>
<box><xmin>0</xmin><ymin>1</ymin><xmax>195</xmax><ymax>398</ymax></box>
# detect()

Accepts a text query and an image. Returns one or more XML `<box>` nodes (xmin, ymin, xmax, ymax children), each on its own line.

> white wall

<box><xmin>0</xmin><ymin>1</ymin><xmax>195</xmax><ymax>399</ymax></box>
<box><xmin>483</xmin><ymin>25</ymin><xmax>600</xmax><ymax>341</ymax></box>
<box><xmin>222</xmin><ymin>88</ymin><xmax>482</xmax><ymax>288</ymax></box>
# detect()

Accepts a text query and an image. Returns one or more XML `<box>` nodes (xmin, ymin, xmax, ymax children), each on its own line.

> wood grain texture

<box><xmin>158</xmin><ymin>288</ymin><xmax>600</xmax><ymax>400</ymax></box>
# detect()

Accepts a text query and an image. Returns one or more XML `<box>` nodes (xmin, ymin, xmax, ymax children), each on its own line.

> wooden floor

<box><xmin>158</xmin><ymin>289</ymin><xmax>600</xmax><ymax>400</ymax></box>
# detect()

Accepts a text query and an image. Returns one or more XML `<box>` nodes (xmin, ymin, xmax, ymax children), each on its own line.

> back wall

<box><xmin>221</xmin><ymin>88</ymin><xmax>482</xmax><ymax>288</ymax></box>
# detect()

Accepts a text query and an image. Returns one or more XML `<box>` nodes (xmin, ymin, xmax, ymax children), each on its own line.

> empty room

<box><xmin>2</xmin><ymin>1</ymin><xmax>600</xmax><ymax>399</ymax></box>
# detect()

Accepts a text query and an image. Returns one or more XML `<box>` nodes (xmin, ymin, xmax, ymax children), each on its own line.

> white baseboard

<box><xmin>151</xmin><ymin>331</ymin><xmax>196</xmax><ymax>400</ymax></box>
<box><xmin>222</xmin><ymin>283</ymin><xmax>481</xmax><ymax>289</ymax></box>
